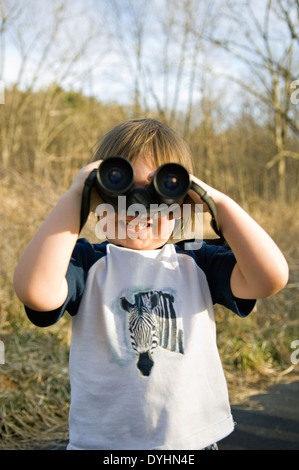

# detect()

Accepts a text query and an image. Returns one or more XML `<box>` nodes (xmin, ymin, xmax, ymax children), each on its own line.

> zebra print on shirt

<box><xmin>120</xmin><ymin>290</ymin><xmax>184</xmax><ymax>376</ymax></box>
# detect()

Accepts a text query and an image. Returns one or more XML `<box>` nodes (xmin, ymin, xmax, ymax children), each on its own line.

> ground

<box><xmin>220</xmin><ymin>377</ymin><xmax>299</xmax><ymax>450</ymax></box>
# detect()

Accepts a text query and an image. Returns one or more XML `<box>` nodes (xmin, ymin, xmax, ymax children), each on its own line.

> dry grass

<box><xmin>0</xmin><ymin>165</ymin><xmax>298</xmax><ymax>450</ymax></box>
<box><xmin>0</xmin><ymin>324</ymin><xmax>70</xmax><ymax>450</ymax></box>
<box><xmin>0</xmin><ymin>167</ymin><xmax>71</xmax><ymax>449</ymax></box>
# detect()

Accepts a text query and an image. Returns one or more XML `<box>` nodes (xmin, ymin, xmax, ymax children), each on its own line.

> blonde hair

<box><xmin>93</xmin><ymin>118</ymin><xmax>194</xmax><ymax>174</ymax></box>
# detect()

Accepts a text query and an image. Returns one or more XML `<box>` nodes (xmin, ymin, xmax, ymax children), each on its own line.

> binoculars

<box><xmin>80</xmin><ymin>156</ymin><xmax>222</xmax><ymax>239</ymax></box>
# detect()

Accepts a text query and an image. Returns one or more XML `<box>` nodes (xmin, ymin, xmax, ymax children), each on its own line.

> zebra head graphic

<box><xmin>120</xmin><ymin>290</ymin><xmax>184</xmax><ymax>376</ymax></box>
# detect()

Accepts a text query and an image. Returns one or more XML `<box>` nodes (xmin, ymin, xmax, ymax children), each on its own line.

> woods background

<box><xmin>0</xmin><ymin>0</ymin><xmax>299</xmax><ymax>449</ymax></box>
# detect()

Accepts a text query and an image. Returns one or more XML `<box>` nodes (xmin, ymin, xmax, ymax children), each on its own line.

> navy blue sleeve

<box><xmin>25</xmin><ymin>239</ymin><xmax>107</xmax><ymax>327</ymax></box>
<box><xmin>186</xmin><ymin>242</ymin><xmax>256</xmax><ymax>317</ymax></box>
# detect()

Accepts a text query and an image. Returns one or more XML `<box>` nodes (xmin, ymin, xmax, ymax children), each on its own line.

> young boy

<box><xmin>13</xmin><ymin>119</ymin><xmax>288</xmax><ymax>450</ymax></box>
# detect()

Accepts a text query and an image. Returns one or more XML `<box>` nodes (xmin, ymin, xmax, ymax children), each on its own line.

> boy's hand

<box><xmin>69</xmin><ymin>160</ymin><xmax>102</xmax><ymax>198</ymax></box>
<box><xmin>187</xmin><ymin>175</ymin><xmax>221</xmax><ymax>213</ymax></box>
<box><xmin>69</xmin><ymin>160</ymin><xmax>104</xmax><ymax>213</ymax></box>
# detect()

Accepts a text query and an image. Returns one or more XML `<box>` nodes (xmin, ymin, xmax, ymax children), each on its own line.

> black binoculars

<box><xmin>80</xmin><ymin>155</ymin><xmax>222</xmax><ymax>239</ymax></box>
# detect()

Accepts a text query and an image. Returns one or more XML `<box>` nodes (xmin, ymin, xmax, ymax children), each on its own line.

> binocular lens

<box><xmin>163</xmin><ymin>174</ymin><xmax>179</xmax><ymax>191</ymax></box>
<box><xmin>107</xmin><ymin>168</ymin><xmax>123</xmax><ymax>185</ymax></box>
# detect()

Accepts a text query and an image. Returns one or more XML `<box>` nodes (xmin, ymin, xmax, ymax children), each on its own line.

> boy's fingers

<box><xmin>147</xmin><ymin>171</ymin><xmax>155</xmax><ymax>181</ymax></box>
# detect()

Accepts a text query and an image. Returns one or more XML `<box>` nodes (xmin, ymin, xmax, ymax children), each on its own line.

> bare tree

<box><xmin>0</xmin><ymin>0</ymin><xmax>108</xmax><ymax>171</ymax></box>
<box><xmin>147</xmin><ymin>0</ymin><xmax>220</xmax><ymax>134</ymax></box>
<box><xmin>106</xmin><ymin>0</ymin><xmax>149</xmax><ymax>117</ymax></box>
<box><xmin>106</xmin><ymin>0</ymin><xmax>221</xmax><ymax>135</ymax></box>
<box><xmin>275</xmin><ymin>0</ymin><xmax>299</xmax><ymax>43</ymax></box>
<box><xmin>208</xmin><ymin>0</ymin><xmax>299</xmax><ymax>200</ymax></box>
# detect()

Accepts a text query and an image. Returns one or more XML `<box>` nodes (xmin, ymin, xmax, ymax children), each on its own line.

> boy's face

<box><xmin>98</xmin><ymin>157</ymin><xmax>176</xmax><ymax>250</ymax></box>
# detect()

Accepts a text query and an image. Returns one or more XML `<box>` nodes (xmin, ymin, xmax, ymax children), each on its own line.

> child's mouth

<box><xmin>126</xmin><ymin>220</ymin><xmax>151</xmax><ymax>234</ymax></box>
<box><xmin>118</xmin><ymin>218</ymin><xmax>153</xmax><ymax>235</ymax></box>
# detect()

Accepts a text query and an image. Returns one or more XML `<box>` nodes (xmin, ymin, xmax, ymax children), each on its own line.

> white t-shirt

<box><xmin>25</xmin><ymin>239</ymin><xmax>255</xmax><ymax>450</ymax></box>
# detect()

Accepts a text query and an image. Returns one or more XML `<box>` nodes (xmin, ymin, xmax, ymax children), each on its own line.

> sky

<box><xmin>1</xmin><ymin>0</ymin><xmax>298</xmax><ymax>114</ymax></box>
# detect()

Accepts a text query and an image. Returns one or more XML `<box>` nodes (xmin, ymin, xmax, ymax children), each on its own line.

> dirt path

<box><xmin>219</xmin><ymin>378</ymin><xmax>299</xmax><ymax>450</ymax></box>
